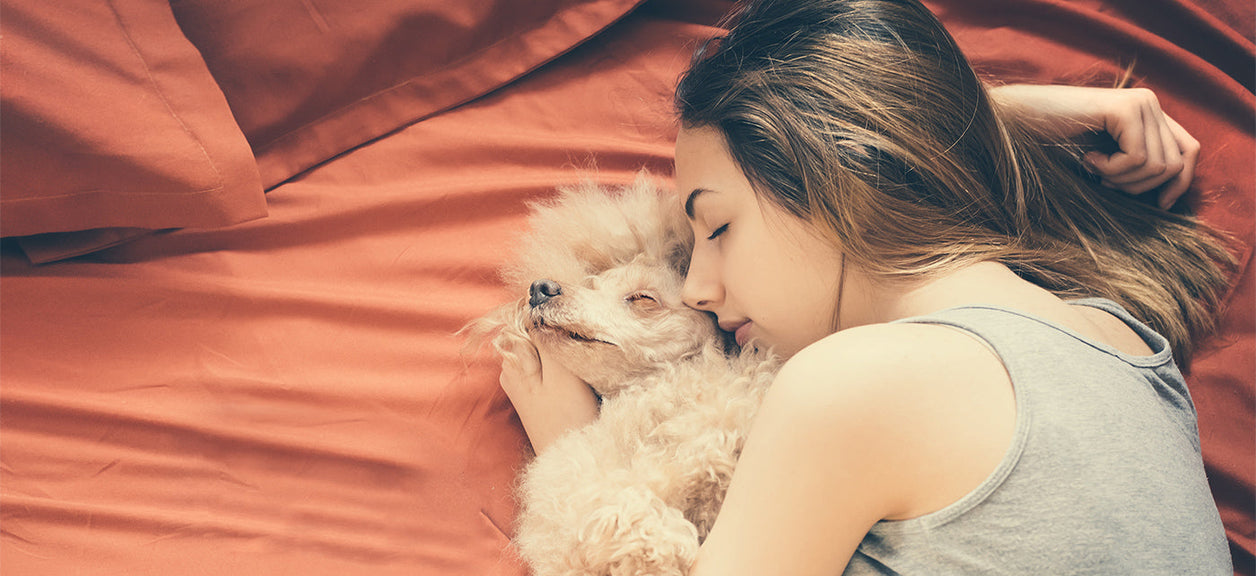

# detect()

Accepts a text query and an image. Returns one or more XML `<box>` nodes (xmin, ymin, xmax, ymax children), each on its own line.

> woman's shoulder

<box><xmin>779</xmin><ymin>321</ymin><xmax>1001</xmax><ymax>388</ymax></box>
<box><xmin>767</xmin><ymin>322</ymin><xmax>1008</xmax><ymax>430</ymax></box>
<box><xmin>765</xmin><ymin>321</ymin><xmax>1016</xmax><ymax>520</ymax></box>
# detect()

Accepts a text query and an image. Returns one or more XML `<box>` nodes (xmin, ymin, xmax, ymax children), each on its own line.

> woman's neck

<box><xmin>840</xmin><ymin>261</ymin><xmax>1061</xmax><ymax>328</ymax></box>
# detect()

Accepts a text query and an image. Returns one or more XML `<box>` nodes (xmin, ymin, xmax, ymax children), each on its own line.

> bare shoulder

<box><xmin>692</xmin><ymin>322</ymin><xmax>1017</xmax><ymax>574</ymax></box>
<box><xmin>774</xmin><ymin>321</ymin><xmax>1005</xmax><ymax>397</ymax></box>
<box><xmin>764</xmin><ymin>321</ymin><xmax>1016</xmax><ymax>520</ymax></box>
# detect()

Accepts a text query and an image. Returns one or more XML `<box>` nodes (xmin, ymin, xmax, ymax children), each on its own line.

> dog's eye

<box><xmin>626</xmin><ymin>292</ymin><xmax>661</xmax><ymax>311</ymax></box>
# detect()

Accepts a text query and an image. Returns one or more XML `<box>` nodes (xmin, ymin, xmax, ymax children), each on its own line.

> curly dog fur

<box><xmin>470</xmin><ymin>174</ymin><xmax>779</xmax><ymax>576</ymax></box>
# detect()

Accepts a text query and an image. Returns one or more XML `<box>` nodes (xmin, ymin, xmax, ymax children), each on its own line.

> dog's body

<box><xmin>518</xmin><ymin>344</ymin><xmax>776</xmax><ymax>576</ymax></box>
<box><xmin>472</xmin><ymin>175</ymin><xmax>778</xmax><ymax>576</ymax></box>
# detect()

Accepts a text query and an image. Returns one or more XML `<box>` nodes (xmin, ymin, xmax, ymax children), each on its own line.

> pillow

<box><xmin>0</xmin><ymin>0</ymin><xmax>267</xmax><ymax>264</ymax></box>
<box><xmin>169</xmin><ymin>0</ymin><xmax>647</xmax><ymax>189</ymax></box>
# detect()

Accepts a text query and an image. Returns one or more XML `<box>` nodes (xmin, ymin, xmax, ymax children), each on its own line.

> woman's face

<box><xmin>675</xmin><ymin>126</ymin><xmax>845</xmax><ymax>358</ymax></box>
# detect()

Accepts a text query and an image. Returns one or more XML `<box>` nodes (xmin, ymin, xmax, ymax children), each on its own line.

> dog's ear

<box><xmin>660</xmin><ymin>196</ymin><xmax>694</xmax><ymax>277</ymax></box>
<box><xmin>623</xmin><ymin>170</ymin><xmax>694</xmax><ymax>278</ymax></box>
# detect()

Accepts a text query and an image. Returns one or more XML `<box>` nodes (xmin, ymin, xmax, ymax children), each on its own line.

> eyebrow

<box><xmin>684</xmin><ymin>188</ymin><xmax>715</xmax><ymax>220</ymax></box>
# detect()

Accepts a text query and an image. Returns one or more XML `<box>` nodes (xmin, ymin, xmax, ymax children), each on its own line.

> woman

<box><xmin>502</xmin><ymin>0</ymin><xmax>1235</xmax><ymax>573</ymax></box>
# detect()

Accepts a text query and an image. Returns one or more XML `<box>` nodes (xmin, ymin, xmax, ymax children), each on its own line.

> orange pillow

<box><xmin>170</xmin><ymin>0</ymin><xmax>646</xmax><ymax>189</ymax></box>
<box><xmin>0</xmin><ymin>0</ymin><xmax>267</xmax><ymax>263</ymax></box>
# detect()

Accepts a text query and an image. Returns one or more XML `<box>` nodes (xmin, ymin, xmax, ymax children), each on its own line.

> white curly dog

<box><xmin>471</xmin><ymin>174</ymin><xmax>779</xmax><ymax>576</ymax></box>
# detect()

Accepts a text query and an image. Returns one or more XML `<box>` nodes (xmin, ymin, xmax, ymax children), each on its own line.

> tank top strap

<box><xmin>888</xmin><ymin>297</ymin><xmax>1197</xmax><ymax>454</ymax></box>
<box><xmin>889</xmin><ymin>297</ymin><xmax>1176</xmax><ymax>371</ymax></box>
<box><xmin>848</xmin><ymin>299</ymin><xmax>1228</xmax><ymax>574</ymax></box>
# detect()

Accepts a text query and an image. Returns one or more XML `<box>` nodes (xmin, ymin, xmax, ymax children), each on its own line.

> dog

<box><xmin>469</xmin><ymin>174</ymin><xmax>779</xmax><ymax>576</ymax></box>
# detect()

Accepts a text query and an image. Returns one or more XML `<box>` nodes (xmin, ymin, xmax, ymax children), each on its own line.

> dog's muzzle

<box><xmin>529</xmin><ymin>279</ymin><xmax>562</xmax><ymax>308</ymax></box>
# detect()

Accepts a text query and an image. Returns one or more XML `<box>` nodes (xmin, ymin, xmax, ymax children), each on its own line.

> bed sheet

<box><xmin>2</xmin><ymin>1</ymin><xmax>1252</xmax><ymax>574</ymax></box>
<box><xmin>0</xmin><ymin>3</ymin><xmax>717</xmax><ymax>574</ymax></box>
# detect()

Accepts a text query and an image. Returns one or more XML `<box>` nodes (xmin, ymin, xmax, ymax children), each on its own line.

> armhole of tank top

<box><xmin>866</xmin><ymin>318</ymin><xmax>1032</xmax><ymax>535</ymax></box>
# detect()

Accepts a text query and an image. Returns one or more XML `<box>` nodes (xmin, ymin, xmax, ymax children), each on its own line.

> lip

<box><xmin>530</xmin><ymin>317</ymin><xmax>615</xmax><ymax>346</ymax></box>
<box><xmin>720</xmin><ymin>320</ymin><xmax>753</xmax><ymax>347</ymax></box>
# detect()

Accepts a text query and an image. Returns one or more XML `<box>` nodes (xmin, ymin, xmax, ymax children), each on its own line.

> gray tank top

<box><xmin>842</xmin><ymin>298</ymin><xmax>1232</xmax><ymax>575</ymax></box>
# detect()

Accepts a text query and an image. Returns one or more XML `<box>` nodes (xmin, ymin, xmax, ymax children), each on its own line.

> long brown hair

<box><xmin>674</xmin><ymin>0</ymin><xmax>1235</xmax><ymax>366</ymax></box>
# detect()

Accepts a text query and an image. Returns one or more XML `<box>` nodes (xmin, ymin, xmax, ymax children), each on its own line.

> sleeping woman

<box><xmin>501</xmin><ymin>0</ymin><xmax>1235</xmax><ymax>573</ymax></box>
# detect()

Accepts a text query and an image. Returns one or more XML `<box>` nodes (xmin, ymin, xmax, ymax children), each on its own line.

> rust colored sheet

<box><xmin>1</xmin><ymin>1</ymin><xmax>1251</xmax><ymax>574</ymax></box>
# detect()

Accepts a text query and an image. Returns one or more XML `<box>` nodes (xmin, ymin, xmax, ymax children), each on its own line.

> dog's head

<box><xmin>523</xmin><ymin>253</ymin><xmax>719</xmax><ymax>394</ymax></box>
<box><xmin>470</xmin><ymin>173</ymin><xmax>724</xmax><ymax>397</ymax></box>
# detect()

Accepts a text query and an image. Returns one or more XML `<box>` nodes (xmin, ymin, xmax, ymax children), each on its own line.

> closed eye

<box><xmin>626</xmin><ymin>292</ymin><xmax>662</xmax><ymax>312</ymax></box>
<box><xmin>706</xmin><ymin>223</ymin><xmax>729</xmax><ymax>241</ymax></box>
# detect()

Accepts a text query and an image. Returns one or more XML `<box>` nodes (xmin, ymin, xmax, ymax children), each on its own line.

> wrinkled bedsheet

<box><xmin>2</xmin><ymin>1</ymin><xmax>1251</xmax><ymax>574</ymax></box>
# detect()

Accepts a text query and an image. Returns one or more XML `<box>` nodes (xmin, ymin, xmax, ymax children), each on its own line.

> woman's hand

<box><xmin>990</xmin><ymin>84</ymin><xmax>1199</xmax><ymax>208</ymax></box>
<box><xmin>498</xmin><ymin>335</ymin><xmax>599</xmax><ymax>454</ymax></box>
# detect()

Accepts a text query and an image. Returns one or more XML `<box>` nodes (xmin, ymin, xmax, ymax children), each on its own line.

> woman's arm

<box><xmin>498</xmin><ymin>337</ymin><xmax>599</xmax><ymax>454</ymax></box>
<box><xmin>688</xmin><ymin>345</ymin><xmax>896</xmax><ymax>575</ymax></box>
<box><xmin>690</xmin><ymin>323</ymin><xmax>1016</xmax><ymax>576</ymax></box>
<box><xmin>990</xmin><ymin>84</ymin><xmax>1200</xmax><ymax>208</ymax></box>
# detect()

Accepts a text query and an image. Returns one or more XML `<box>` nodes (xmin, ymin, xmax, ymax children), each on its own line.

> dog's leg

<box><xmin>515</xmin><ymin>424</ymin><xmax>699</xmax><ymax>576</ymax></box>
<box><xmin>574</xmin><ymin>484</ymin><xmax>699</xmax><ymax>576</ymax></box>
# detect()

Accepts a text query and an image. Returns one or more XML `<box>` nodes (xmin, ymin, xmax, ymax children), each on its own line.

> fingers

<box><xmin>1096</xmin><ymin>117</ymin><xmax>1183</xmax><ymax>196</ymax></box>
<box><xmin>499</xmin><ymin>337</ymin><xmax>541</xmax><ymax>393</ymax></box>
<box><xmin>498</xmin><ymin>335</ymin><xmax>585</xmax><ymax>398</ymax></box>
<box><xmin>1157</xmin><ymin>115</ymin><xmax>1200</xmax><ymax>209</ymax></box>
<box><xmin>495</xmin><ymin>335</ymin><xmax>599</xmax><ymax>453</ymax></box>
<box><xmin>1087</xmin><ymin>93</ymin><xmax>1147</xmax><ymax>177</ymax></box>
<box><xmin>533</xmin><ymin>339</ymin><xmax>584</xmax><ymax>389</ymax></box>
<box><xmin>1148</xmin><ymin>112</ymin><xmax>1186</xmax><ymax>194</ymax></box>
<box><xmin>498</xmin><ymin>334</ymin><xmax>540</xmax><ymax>369</ymax></box>
<box><xmin>1084</xmin><ymin>88</ymin><xmax>1196</xmax><ymax>207</ymax></box>
<box><xmin>1135</xmin><ymin>99</ymin><xmax>1168</xmax><ymax>181</ymax></box>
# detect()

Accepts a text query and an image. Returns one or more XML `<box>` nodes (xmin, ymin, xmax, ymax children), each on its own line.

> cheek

<box><xmin>784</xmin><ymin>255</ymin><xmax>842</xmax><ymax>345</ymax></box>
<box><xmin>723</xmin><ymin>231</ymin><xmax>787</xmax><ymax>310</ymax></box>
<box><xmin>714</xmin><ymin>234</ymin><xmax>754</xmax><ymax>297</ymax></box>
<box><xmin>752</xmin><ymin>235</ymin><xmax>841</xmax><ymax>347</ymax></box>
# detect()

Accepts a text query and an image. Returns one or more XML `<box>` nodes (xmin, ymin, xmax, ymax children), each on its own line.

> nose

<box><xmin>529</xmin><ymin>279</ymin><xmax>562</xmax><ymax>308</ymax></box>
<box><xmin>681</xmin><ymin>250</ymin><xmax>722</xmax><ymax>312</ymax></box>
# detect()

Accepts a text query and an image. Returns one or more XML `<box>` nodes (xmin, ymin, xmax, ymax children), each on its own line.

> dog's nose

<box><xmin>529</xmin><ymin>279</ymin><xmax>562</xmax><ymax>308</ymax></box>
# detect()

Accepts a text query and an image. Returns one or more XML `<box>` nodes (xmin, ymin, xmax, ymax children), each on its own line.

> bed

<box><xmin>1</xmin><ymin>0</ymin><xmax>1251</xmax><ymax>574</ymax></box>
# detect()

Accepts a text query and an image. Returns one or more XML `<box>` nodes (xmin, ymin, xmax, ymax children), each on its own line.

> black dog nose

<box><xmin>529</xmin><ymin>279</ymin><xmax>562</xmax><ymax>308</ymax></box>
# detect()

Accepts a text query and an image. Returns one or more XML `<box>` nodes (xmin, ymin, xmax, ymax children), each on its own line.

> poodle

<box><xmin>469</xmin><ymin>174</ymin><xmax>780</xmax><ymax>576</ymax></box>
